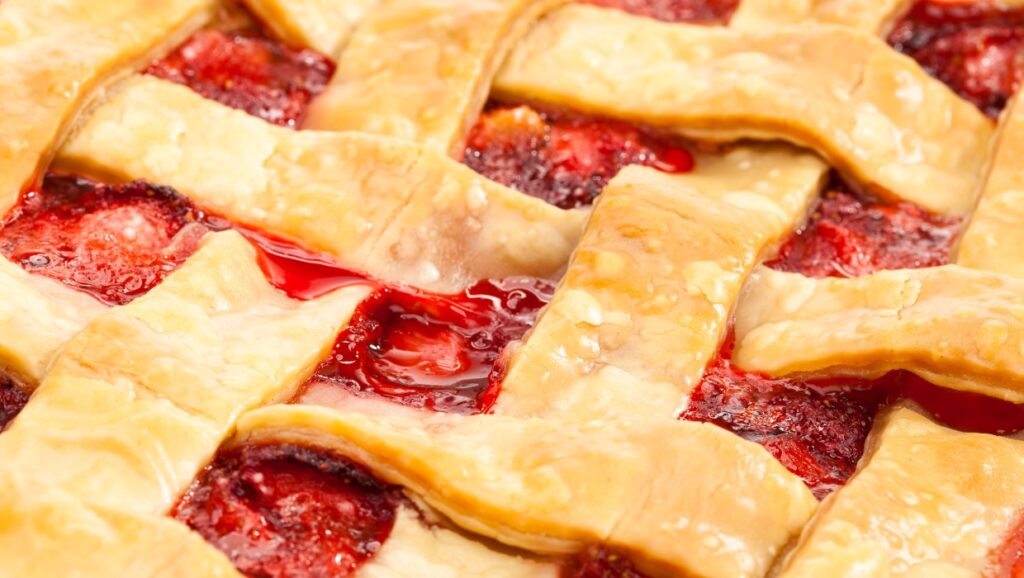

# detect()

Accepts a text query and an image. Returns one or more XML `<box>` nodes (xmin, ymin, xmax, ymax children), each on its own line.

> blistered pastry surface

<box><xmin>733</xmin><ymin>265</ymin><xmax>1024</xmax><ymax>402</ymax></box>
<box><xmin>235</xmin><ymin>403</ymin><xmax>816</xmax><ymax>578</ymax></box>
<box><xmin>496</xmin><ymin>146</ymin><xmax>826</xmax><ymax>421</ymax></box>
<box><xmin>57</xmin><ymin>76</ymin><xmax>585</xmax><ymax>292</ymax></box>
<box><xmin>778</xmin><ymin>407</ymin><xmax>1024</xmax><ymax>577</ymax></box>
<box><xmin>304</xmin><ymin>0</ymin><xmax>568</xmax><ymax>154</ymax></box>
<box><xmin>493</xmin><ymin>5</ymin><xmax>992</xmax><ymax>214</ymax></box>
<box><xmin>959</xmin><ymin>96</ymin><xmax>1024</xmax><ymax>278</ymax></box>
<box><xmin>0</xmin><ymin>232</ymin><xmax>370</xmax><ymax>514</ymax></box>
<box><xmin>0</xmin><ymin>474</ymin><xmax>242</xmax><ymax>578</ymax></box>
<box><xmin>0</xmin><ymin>255</ymin><xmax>104</xmax><ymax>383</ymax></box>
<box><xmin>0</xmin><ymin>0</ymin><xmax>214</xmax><ymax>214</ymax></box>
<box><xmin>245</xmin><ymin>0</ymin><xmax>377</xmax><ymax>56</ymax></box>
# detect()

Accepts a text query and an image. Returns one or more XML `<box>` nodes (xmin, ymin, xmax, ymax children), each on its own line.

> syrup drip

<box><xmin>172</xmin><ymin>443</ymin><xmax>398</xmax><ymax>578</ymax></box>
<box><xmin>888</xmin><ymin>0</ymin><xmax>1024</xmax><ymax>118</ymax></box>
<box><xmin>463</xmin><ymin>102</ymin><xmax>694</xmax><ymax>209</ymax></box>
<box><xmin>295</xmin><ymin>276</ymin><xmax>555</xmax><ymax>415</ymax></box>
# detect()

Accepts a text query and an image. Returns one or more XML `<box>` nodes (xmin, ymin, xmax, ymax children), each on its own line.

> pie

<box><xmin>4</xmin><ymin>0</ymin><xmax>1024</xmax><ymax>576</ymax></box>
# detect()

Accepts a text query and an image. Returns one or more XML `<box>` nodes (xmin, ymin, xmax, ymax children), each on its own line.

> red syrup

<box><xmin>564</xmin><ymin>547</ymin><xmax>651</xmax><ymax>578</ymax></box>
<box><xmin>0</xmin><ymin>176</ymin><xmax>210</xmax><ymax>306</ymax></box>
<box><xmin>987</xmin><ymin>513</ymin><xmax>1024</xmax><ymax>578</ymax></box>
<box><xmin>295</xmin><ymin>276</ymin><xmax>555</xmax><ymax>415</ymax></box>
<box><xmin>888</xmin><ymin>0</ymin><xmax>1024</xmax><ymax>119</ymax></box>
<box><xmin>579</xmin><ymin>0</ymin><xmax>740</xmax><ymax>23</ymax></box>
<box><xmin>0</xmin><ymin>373</ymin><xmax>28</xmax><ymax>431</ymax></box>
<box><xmin>766</xmin><ymin>177</ymin><xmax>962</xmax><ymax>279</ymax></box>
<box><xmin>172</xmin><ymin>443</ymin><xmax>399</xmax><ymax>578</ymax></box>
<box><xmin>145</xmin><ymin>5</ymin><xmax>335</xmax><ymax>128</ymax></box>
<box><xmin>684</xmin><ymin>333</ymin><xmax>1024</xmax><ymax>499</ymax></box>
<box><xmin>463</xmin><ymin>102</ymin><xmax>694</xmax><ymax>209</ymax></box>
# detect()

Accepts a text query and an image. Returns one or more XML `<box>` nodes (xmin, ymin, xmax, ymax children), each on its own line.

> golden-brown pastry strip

<box><xmin>235</xmin><ymin>403</ymin><xmax>817</xmax><ymax>578</ymax></box>
<box><xmin>492</xmin><ymin>5</ymin><xmax>992</xmax><ymax>214</ymax></box>
<box><xmin>244</xmin><ymin>0</ymin><xmax>378</xmax><ymax>56</ymax></box>
<box><xmin>0</xmin><ymin>255</ymin><xmax>105</xmax><ymax>384</ymax></box>
<box><xmin>361</xmin><ymin>507</ymin><xmax>560</xmax><ymax>578</ymax></box>
<box><xmin>0</xmin><ymin>474</ymin><xmax>242</xmax><ymax>578</ymax></box>
<box><xmin>0</xmin><ymin>0</ymin><xmax>215</xmax><ymax>215</ymax></box>
<box><xmin>495</xmin><ymin>146</ymin><xmax>826</xmax><ymax>421</ymax></box>
<box><xmin>777</xmin><ymin>407</ymin><xmax>1024</xmax><ymax>578</ymax></box>
<box><xmin>56</xmin><ymin>76</ymin><xmax>586</xmax><ymax>292</ymax></box>
<box><xmin>732</xmin><ymin>265</ymin><xmax>1024</xmax><ymax>403</ymax></box>
<box><xmin>303</xmin><ymin>0</ymin><xmax>568</xmax><ymax>155</ymax></box>
<box><xmin>958</xmin><ymin>95</ymin><xmax>1024</xmax><ymax>278</ymax></box>
<box><xmin>0</xmin><ymin>232</ymin><xmax>371</xmax><ymax>515</ymax></box>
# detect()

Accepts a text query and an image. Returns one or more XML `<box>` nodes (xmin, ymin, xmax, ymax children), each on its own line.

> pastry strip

<box><xmin>493</xmin><ymin>5</ymin><xmax>993</xmax><ymax>214</ymax></box>
<box><xmin>235</xmin><ymin>403</ymin><xmax>818</xmax><ymax>578</ymax></box>
<box><xmin>732</xmin><ymin>265</ymin><xmax>1024</xmax><ymax>403</ymax></box>
<box><xmin>244</xmin><ymin>0</ymin><xmax>378</xmax><ymax>56</ymax></box>
<box><xmin>0</xmin><ymin>231</ymin><xmax>371</xmax><ymax>514</ymax></box>
<box><xmin>496</xmin><ymin>146</ymin><xmax>827</xmax><ymax>421</ymax></box>
<box><xmin>777</xmin><ymin>406</ymin><xmax>1024</xmax><ymax>577</ymax></box>
<box><xmin>0</xmin><ymin>0</ymin><xmax>215</xmax><ymax>214</ymax></box>
<box><xmin>0</xmin><ymin>256</ymin><xmax>105</xmax><ymax>383</ymax></box>
<box><xmin>958</xmin><ymin>96</ymin><xmax>1024</xmax><ymax>278</ymax></box>
<box><xmin>303</xmin><ymin>0</ymin><xmax>569</xmax><ymax>155</ymax></box>
<box><xmin>56</xmin><ymin>76</ymin><xmax>586</xmax><ymax>292</ymax></box>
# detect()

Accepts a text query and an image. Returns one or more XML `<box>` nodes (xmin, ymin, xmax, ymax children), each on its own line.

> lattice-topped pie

<box><xmin>5</xmin><ymin>0</ymin><xmax>1024</xmax><ymax>577</ymax></box>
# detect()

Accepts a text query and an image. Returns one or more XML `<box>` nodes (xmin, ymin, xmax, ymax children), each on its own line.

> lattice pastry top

<box><xmin>4</xmin><ymin>0</ymin><xmax>1024</xmax><ymax>577</ymax></box>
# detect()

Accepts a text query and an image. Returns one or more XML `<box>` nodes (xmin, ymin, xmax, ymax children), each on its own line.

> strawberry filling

<box><xmin>0</xmin><ymin>176</ymin><xmax>209</xmax><ymax>306</ymax></box>
<box><xmin>0</xmin><ymin>373</ymin><xmax>28</xmax><ymax>431</ymax></box>
<box><xmin>766</xmin><ymin>178</ymin><xmax>962</xmax><ymax>278</ymax></box>
<box><xmin>173</xmin><ymin>444</ymin><xmax>398</xmax><ymax>578</ymax></box>
<box><xmin>295</xmin><ymin>277</ymin><xmax>554</xmax><ymax>415</ymax></box>
<box><xmin>685</xmin><ymin>332</ymin><xmax>1024</xmax><ymax>498</ymax></box>
<box><xmin>566</xmin><ymin>547</ymin><xmax>651</xmax><ymax>577</ymax></box>
<box><xmin>888</xmin><ymin>0</ymin><xmax>1024</xmax><ymax>118</ymax></box>
<box><xmin>145</xmin><ymin>7</ymin><xmax>335</xmax><ymax>128</ymax></box>
<box><xmin>580</xmin><ymin>0</ymin><xmax>740</xmax><ymax>23</ymax></box>
<box><xmin>463</xmin><ymin>103</ymin><xmax>694</xmax><ymax>209</ymax></box>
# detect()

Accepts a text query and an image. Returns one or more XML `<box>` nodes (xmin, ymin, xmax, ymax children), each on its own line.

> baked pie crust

<box><xmin>4</xmin><ymin>0</ymin><xmax>1024</xmax><ymax>576</ymax></box>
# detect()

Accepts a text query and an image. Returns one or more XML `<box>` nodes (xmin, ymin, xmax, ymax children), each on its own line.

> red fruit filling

<box><xmin>684</xmin><ymin>334</ymin><xmax>1024</xmax><ymax>499</ymax></box>
<box><xmin>0</xmin><ymin>175</ymin><xmax>209</xmax><ymax>306</ymax></box>
<box><xmin>888</xmin><ymin>0</ymin><xmax>1024</xmax><ymax>118</ymax></box>
<box><xmin>145</xmin><ymin>11</ymin><xmax>335</xmax><ymax>128</ymax></box>
<box><xmin>766</xmin><ymin>180</ymin><xmax>962</xmax><ymax>278</ymax></box>
<box><xmin>987</xmin><ymin>513</ymin><xmax>1024</xmax><ymax>578</ymax></box>
<box><xmin>565</xmin><ymin>547</ymin><xmax>651</xmax><ymax>578</ymax></box>
<box><xmin>0</xmin><ymin>373</ymin><xmax>28</xmax><ymax>431</ymax></box>
<box><xmin>173</xmin><ymin>443</ymin><xmax>398</xmax><ymax>578</ymax></box>
<box><xmin>295</xmin><ymin>277</ymin><xmax>555</xmax><ymax>414</ymax></box>
<box><xmin>463</xmin><ymin>103</ymin><xmax>694</xmax><ymax>209</ymax></box>
<box><xmin>580</xmin><ymin>0</ymin><xmax>740</xmax><ymax>23</ymax></box>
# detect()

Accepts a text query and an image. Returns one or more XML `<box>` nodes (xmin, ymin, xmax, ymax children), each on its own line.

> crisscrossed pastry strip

<box><xmin>0</xmin><ymin>258</ymin><xmax>104</xmax><ymax>383</ymax></box>
<box><xmin>244</xmin><ymin>0</ymin><xmax>378</xmax><ymax>56</ymax></box>
<box><xmin>731</xmin><ymin>264</ymin><xmax>1024</xmax><ymax>403</ymax></box>
<box><xmin>233</xmin><ymin>402</ymin><xmax>818</xmax><ymax>578</ymax></box>
<box><xmin>0</xmin><ymin>231</ymin><xmax>371</xmax><ymax>515</ymax></box>
<box><xmin>492</xmin><ymin>4</ymin><xmax>993</xmax><ymax>214</ymax></box>
<box><xmin>495</xmin><ymin>147</ymin><xmax>827</xmax><ymax>421</ymax></box>
<box><xmin>303</xmin><ymin>0</ymin><xmax>568</xmax><ymax>154</ymax></box>
<box><xmin>958</xmin><ymin>95</ymin><xmax>1024</xmax><ymax>278</ymax></box>
<box><xmin>730</xmin><ymin>0</ymin><xmax>908</xmax><ymax>32</ymax></box>
<box><xmin>55</xmin><ymin>75</ymin><xmax>586</xmax><ymax>293</ymax></box>
<box><xmin>0</xmin><ymin>0</ymin><xmax>216</xmax><ymax>215</ymax></box>
<box><xmin>776</xmin><ymin>406</ymin><xmax>1024</xmax><ymax>577</ymax></box>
